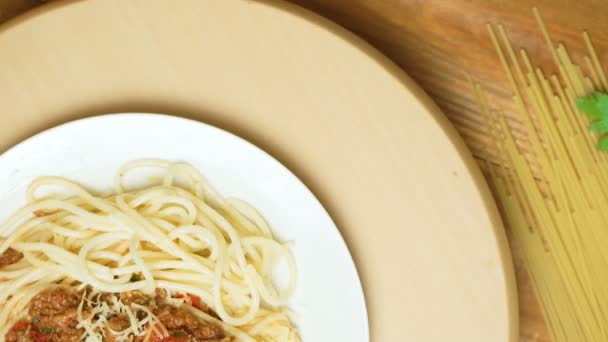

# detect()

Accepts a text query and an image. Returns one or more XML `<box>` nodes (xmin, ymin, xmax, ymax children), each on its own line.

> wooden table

<box><xmin>6</xmin><ymin>1</ymin><xmax>608</xmax><ymax>341</ymax></box>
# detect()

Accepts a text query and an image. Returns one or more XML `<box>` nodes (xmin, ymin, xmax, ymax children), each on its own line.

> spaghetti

<box><xmin>471</xmin><ymin>8</ymin><xmax>608</xmax><ymax>342</ymax></box>
<box><xmin>0</xmin><ymin>159</ymin><xmax>299</xmax><ymax>342</ymax></box>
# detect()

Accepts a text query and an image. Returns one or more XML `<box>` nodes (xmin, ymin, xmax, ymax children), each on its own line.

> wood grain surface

<box><xmin>5</xmin><ymin>0</ymin><xmax>608</xmax><ymax>341</ymax></box>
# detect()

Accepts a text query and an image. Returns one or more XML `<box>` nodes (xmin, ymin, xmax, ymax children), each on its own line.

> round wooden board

<box><xmin>0</xmin><ymin>0</ymin><xmax>518</xmax><ymax>341</ymax></box>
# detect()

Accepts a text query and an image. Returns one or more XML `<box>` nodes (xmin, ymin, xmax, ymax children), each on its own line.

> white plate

<box><xmin>0</xmin><ymin>113</ymin><xmax>369</xmax><ymax>342</ymax></box>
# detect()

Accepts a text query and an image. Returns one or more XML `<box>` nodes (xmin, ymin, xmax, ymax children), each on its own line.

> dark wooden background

<box><xmin>6</xmin><ymin>1</ymin><xmax>608</xmax><ymax>341</ymax></box>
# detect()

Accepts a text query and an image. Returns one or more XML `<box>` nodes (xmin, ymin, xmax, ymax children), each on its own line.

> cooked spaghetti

<box><xmin>0</xmin><ymin>160</ymin><xmax>299</xmax><ymax>342</ymax></box>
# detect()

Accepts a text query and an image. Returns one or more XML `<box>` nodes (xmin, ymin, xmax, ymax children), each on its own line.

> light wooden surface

<box><xmin>2</xmin><ymin>0</ymin><xmax>593</xmax><ymax>341</ymax></box>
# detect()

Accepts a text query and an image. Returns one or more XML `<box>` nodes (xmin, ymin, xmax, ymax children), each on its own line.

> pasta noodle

<box><xmin>470</xmin><ymin>8</ymin><xmax>608</xmax><ymax>342</ymax></box>
<box><xmin>0</xmin><ymin>159</ymin><xmax>299</xmax><ymax>342</ymax></box>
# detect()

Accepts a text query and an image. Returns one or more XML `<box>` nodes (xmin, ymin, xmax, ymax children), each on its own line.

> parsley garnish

<box><xmin>173</xmin><ymin>331</ymin><xmax>187</xmax><ymax>337</ymax></box>
<box><xmin>576</xmin><ymin>92</ymin><xmax>608</xmax><ymax>150</ymax></box>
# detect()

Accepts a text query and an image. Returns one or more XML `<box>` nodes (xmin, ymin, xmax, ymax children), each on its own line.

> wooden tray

<box><xmin>0</xmin><ymin>0</ymin><xmax>517</xmax><ymax>341</ymax></box>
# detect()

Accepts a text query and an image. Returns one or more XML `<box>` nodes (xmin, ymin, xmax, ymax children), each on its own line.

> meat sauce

<box><xmin>0</xmin><ymin>248</ymin><xmax>23</xmax><ymax>267</ymax></box>
<box><xmin>5</xmin><ymin>288</ymin><xmax>229</xmax><ymax>342</ymax></box>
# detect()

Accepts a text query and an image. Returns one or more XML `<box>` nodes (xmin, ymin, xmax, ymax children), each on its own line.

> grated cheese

<box><xmin>76</xmin><ymin>291</ymin><xmax>165</xmax><ymax>342</ymax></box>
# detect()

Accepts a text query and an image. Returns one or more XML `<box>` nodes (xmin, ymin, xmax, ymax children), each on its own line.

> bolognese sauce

<box><xmin>5</xmin><ymin>288</ymin><xmax>230</xmax><ymax>342</ymax></box>
<box><xmin>0</xmin><ymin>248</ymin><xmax>23</xmax><ymax>267</ymax></box>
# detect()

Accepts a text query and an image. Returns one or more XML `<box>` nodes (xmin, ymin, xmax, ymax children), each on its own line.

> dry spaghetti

<box><xmin>471</xmin><ymin>8</ymin><xmax>608</xmax><ymax>342</ymax></box>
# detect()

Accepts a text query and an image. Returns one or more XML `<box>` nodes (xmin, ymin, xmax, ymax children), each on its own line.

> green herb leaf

<box><xmin>596</xmin><ymin>93</ymin><xmax>608</xmax><ymax>115</ymax></box>
<box><xmin>577</xmin><ymin>94</ymin><xmax>603</xmax><ymax>119</ymax></box>
<box><xmin>589</xmin><ymin>120</ymin><xmax>608</xmax><ymax>134</ymax></box>
<box><xmin>40</xmin><ymin>327</ymin><xmax>55</xmax><ymax>334</ymax></box>
<box><xmin>173</xmin><ymin>331</ymin><xmax>187</xmax><ymax>337</ymax></box>
<box><xmin>598</xmin><ymin>136</ymin><xmax>608</xmax><ymax>151</ymax></box>
<box><xmin>577</xmin><ymin>92</ymin><xmax>608</xmax><ymax>151</ymax></box>
<box><xmin>31</xmin><ymin>317</ymin><xmax>39</xmax><ymax>326</ymax></box>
